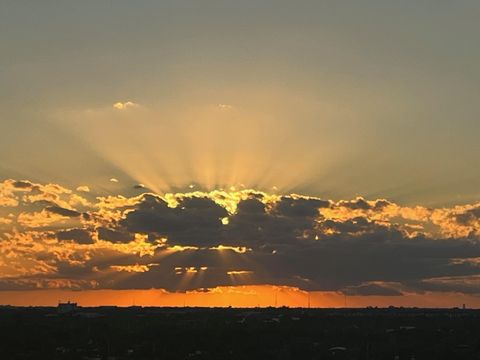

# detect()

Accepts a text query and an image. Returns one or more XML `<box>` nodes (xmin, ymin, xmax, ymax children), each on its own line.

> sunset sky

<box><xmin>1</xmin><ymin>1</ymin><xmax>479</xmax><ymax>308</ymax></box>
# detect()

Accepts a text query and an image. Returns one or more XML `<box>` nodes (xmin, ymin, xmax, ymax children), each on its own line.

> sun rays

<box><xmin>52</xmin><ymin>101</ymin><xmax>329</xmax><ymax>196</ymax></box>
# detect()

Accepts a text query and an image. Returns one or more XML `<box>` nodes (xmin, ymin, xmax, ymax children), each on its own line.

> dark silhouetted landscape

<box><xmin>1</xmin><ymin>306</ymin><xmax>479</xmax><ymax>359</ymax></box>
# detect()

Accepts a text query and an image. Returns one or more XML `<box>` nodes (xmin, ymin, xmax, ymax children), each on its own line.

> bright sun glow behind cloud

<box><xmin>55</xmin><ymin>98</ymin><xmax>339</xmax><ymax>195</ymax></box>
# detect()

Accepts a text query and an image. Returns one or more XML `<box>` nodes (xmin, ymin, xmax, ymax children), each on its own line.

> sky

<box><xmin>0</xmin><ymin>1</ymin><xmax>479</xmax><ymax>307</ymax></box>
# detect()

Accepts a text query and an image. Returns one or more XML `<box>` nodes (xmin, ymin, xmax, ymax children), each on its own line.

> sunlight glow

<box><xmin>54</xmin><ymin>103</ymin><xmax>331</xmax><ymax>195</ymax></box>
<box><xmin>211</xmin><ymin>245</ymin><xmax>252</xmax><ymax>254</ymax></box>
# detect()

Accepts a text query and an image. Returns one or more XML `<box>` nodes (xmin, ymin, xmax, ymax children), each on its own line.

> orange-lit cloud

<box><xmin>1</xmin><ymin>178</ymin><xmax>480</xmax><ymax>306</ymax></box>
<box><xmin>76</xmin><ymin>185</ymin><xmax>90</xmax><ymax>193</ymax></box>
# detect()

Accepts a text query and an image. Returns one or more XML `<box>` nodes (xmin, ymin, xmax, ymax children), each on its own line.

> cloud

<box><xmin>0</xmin><ymin>216</ymin><xmax>13</xmax><ymax>225</ymax></box>
<box><xmin>76</xmin><ymin>185</ymin><xmax>90</xmax><ymax>193</ymax></box>
<box><xmin>97</xmin><ymin>227</ymin><xmax>135</xmax><ymax>243</ymax></box>
<box><xmin>1</xmin><ymin>179</ymin><xmax>480</xmax><ymax>294</ymax></box>
<box><xmin>45</xmin><ymin>206</ymin><xmax>81</xmax><ymax>217</ymax></box>
<box><xmin>112</xmin><ymin>101</ymin><xmax>139</xmax><ymax>110</ymax></box>
<box><xmin>407</xmin><ymin>275</ymin><xmax>480</xmax><ymax>295</ymax></box>
<box><xmin>121</xmin><ymin>195</ymin><xmax>229</xmax><ymax>246</ymax></box>
<box><xmin>110</xmin><ymin>264</ymin><xmax>151</xmax><ymax>273</ymax></box>
<box><xmin>217</xmin><ymin>104</ymin><xmax>233</xmax><ymax>110</ymax></box>
<box><xmin>17</xmin><ymin>210</ymin><xmax>68</xmax><ymax>228</ymax></box>
<box><xmin>344</xmin><ymin>283</ymin><xmax>403</xmax><ymax>296</ymax></box>
<box><xmin>57</xmin><ymin>229</ymin><xmax>94</xmax><ymax>244</ymax></box>
<box><xmin>12</xmin><ymin>180</ymin><xmax>34</xmax><ymax>189</ymax></box>
<box><xmin>0</xmin><ymin>180</ymin><xmax>21</xmax><ymax>207</ymax></box>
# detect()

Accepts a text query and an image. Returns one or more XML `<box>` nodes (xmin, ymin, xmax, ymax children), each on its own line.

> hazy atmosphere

<box><xmin>1</xmin><ymin>0</ymin><xmax>480</xmax><ymax>308</ymax></box>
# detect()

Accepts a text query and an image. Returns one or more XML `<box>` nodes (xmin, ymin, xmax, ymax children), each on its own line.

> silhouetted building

<box><xmin>57</xmin><ymin>301</ymin><xmax>77</xmax><ymax>314</ymax></box>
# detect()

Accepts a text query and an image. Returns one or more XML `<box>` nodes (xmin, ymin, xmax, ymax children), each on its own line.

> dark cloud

<box><xmin>12</xmin><ymin>180</ymin><xmax>33</xmax><ymax>189</ymax></box>
<box><xmin>404</xmin><ymin>276</ymin><xmax>480</xmax><ymax>295</ymax></box>
<box><xmin>121</xmin><ymin>195</ymin><xmax>228</xmax><ymax>246</ymax></box>
<box><xmin>454</xmin><ymin>207</ymin><xmax>480</xmax><ymax>226</ymax></box>
<box><xmin>318</xmin><ymin>217</ymin><xmax>378</xmax><ymax>234</ymax></box>
<box><xmin>46</xmin><ymin>206</ymin><xmax>81</xmax><ymax>217</ymax></box>
<box><xmin>97</xmin><ymin>227</ymin><xmax>135</xmax><ymax>243</ymax></box>
<box><xmin>336</xmin><ymin>198</ymin><xmax>392</xmax><ymax>212</ymax></box>
<box><xmin>274</xmin><ymin>196</ymin><xmax>329</xmax><ymax>217</ymax></box>
<box><xmin>57</xmin><ymin>229</ymin><xmax>93</xmax><ymax>244</ymax></box>
<box><xmin>237</xmin><ymin>197</ymin><xmax>266</xmax><ymax>215</ymax></box>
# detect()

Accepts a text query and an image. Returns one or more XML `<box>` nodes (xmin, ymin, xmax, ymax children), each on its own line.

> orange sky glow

<box><xmin>1</xmin><ymin>286</ymin><xmax>479</xmax><ymax>309</ymax></box>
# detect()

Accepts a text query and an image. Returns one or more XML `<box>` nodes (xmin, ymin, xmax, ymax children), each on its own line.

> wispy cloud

<box><xmin>217</xmin><ymin>103</ymin><xmax>233</xmax><ymax>110</ymax></box>
<box><xmin>112</xmin><ymin>101</ymin><xmax>140</xmax><ymax>110</ymax></box>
